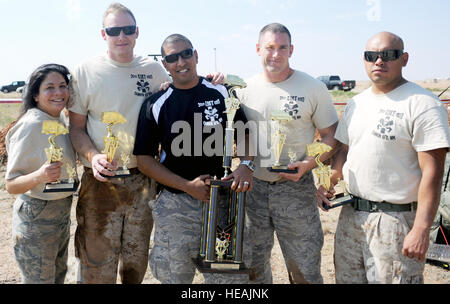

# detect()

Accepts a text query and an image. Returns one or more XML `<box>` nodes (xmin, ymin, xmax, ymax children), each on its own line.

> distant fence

<box><xmin>0</xmin><ymin>99</ymin><xmax>21</xmax><ymax>104</ymax></box>
<box><xmin>1</xmin><ymin>99</ymin><xmax>450</xmax><ymax>105</ymax></box>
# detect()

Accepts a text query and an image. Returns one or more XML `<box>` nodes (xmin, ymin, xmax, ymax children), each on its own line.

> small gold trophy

<box><xmin>195</xmin><ymin>74</ymin><xmax>249</xmax><ymax>274</ymax></box>
<box><xmin>42</xmin><ymin>120</ymin><xmax>77</xmax><ymax>192</ymax></box>
<box><xmin>268</xmin><ymin>110</ymin><xmax>297</xmax><ymax>173</ymax></box>
<box><xmin>288</xmin><ymin>148</ymin><xmax>297</xmax><ymax>165</ymax></box>
<box><xmin>101</xmin><ymin>111</ymin><xmax>131</xmax><ymax>178</ymax></box>
<box><xmin>306</xmin><ymin>142</ymin><xmax>353</xmax><ymax>210</ymax></box>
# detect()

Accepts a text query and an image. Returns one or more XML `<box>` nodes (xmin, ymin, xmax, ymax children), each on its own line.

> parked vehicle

<box><xmin>317</xmin><ymin>75</ymin><xmax>355</xmax><ymax>91</ymax></box>
<box><xmin>1</xmin><ymin>81</ymin><xmax>25</xmax><ymax>93</ymax></box>
<box><xmin>16</xmin><ymin>86</ymin><xmax>25</xmax><ymax>93</ymax></box>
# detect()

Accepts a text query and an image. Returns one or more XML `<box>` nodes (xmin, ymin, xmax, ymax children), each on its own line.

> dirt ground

<box><xmin>0</xmin><ymin>168</ymin><xmax>448</xmax><ymax>284</ymax></box>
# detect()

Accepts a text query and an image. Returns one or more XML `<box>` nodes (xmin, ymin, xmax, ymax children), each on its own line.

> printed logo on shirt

<box><xmin>371</xmin><ymin>109</ymin><xmax>404</xmax><ymax>141</ymax></box>
<box><xmin>198</xmin><ymin>99</ymin><xmax>223</xmax><ymax>126</ymax></box>
<box><xmin>131</xmin><ymin>73</ymin><xmax>153</xmax><ymax>97</ymax></box>
<box><xmin>280</xmin><ymin>96</ymin><xmax>303</xmax><ymax>120</ymax></box>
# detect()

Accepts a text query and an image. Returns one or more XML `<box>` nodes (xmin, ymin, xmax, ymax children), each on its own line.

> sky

<box><xmin>0</xmin><ymin>0</ymin><xmax>449</xmax><ymax>87</ymax></box>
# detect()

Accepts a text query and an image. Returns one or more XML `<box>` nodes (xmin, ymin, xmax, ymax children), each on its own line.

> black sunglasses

<box><xmin>163</xmin><ymin>48</ymin><xmax>194</xmax><ymax>63</ymax></box>
<box><xmin>364</xmin><ymin>50</ymin><xmax>404</xmax><ymax>62</ymax></box>
<box><xmin>104</xmin><ymin>25</ymin><xmax>136</xmax><ymax>36</ymax></box>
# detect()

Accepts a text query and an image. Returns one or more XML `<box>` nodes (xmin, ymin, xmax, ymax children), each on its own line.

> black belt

<box><xmin>83</xmin><ymin>166</ymin><xmax>140</xmax><ymax>175</ymax></box>
<box><xmin>351</xmin><ymin>196</ymin><xmax>417</xmax><ymax>212</ymax></box>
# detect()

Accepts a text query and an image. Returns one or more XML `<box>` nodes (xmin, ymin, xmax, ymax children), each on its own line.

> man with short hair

<box><xmin>69</xmin><ymin>2</ymin><xmax>172</xmax><ymax>284</ymax></box>
<box><xmin>133</xmin><ymin>33</ymin><xmax>253</xmax><ymax>284</ymax></box>
<box><xmin>317</xmin><ymin>32</ymin><xmax>450</xmax><ymax>283</ymax></box>
<box><xmin>237</xmin><ymin>23</ymin><xmax>339</xmax><ymax>284</ymax></box>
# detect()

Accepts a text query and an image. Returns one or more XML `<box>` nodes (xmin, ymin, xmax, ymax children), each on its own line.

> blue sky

<box><xmin>0</xmin><ymin>0</ymin><xmax>449</xmax><ymax>87</ymax></box>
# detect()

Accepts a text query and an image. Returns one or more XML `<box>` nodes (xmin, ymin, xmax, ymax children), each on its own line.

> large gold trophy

<box><xmin>42</xmin><ymin>120</ymin><xmax>77</xmax><ymax>192</ymax></box>
<box><xmin>268</xmin><ymin>110</ymin><xmax>298</xmax><ymax>173</ymax></box>
<box><xmin>101</xmin><ymin>111</ymin><xmax>131</xmax><ymax>178</ymax></box>
<box><xmin>306</xmin><ymin>142</ymin><xmax>353</xmax><ymax>209</ymax></box>
<box><xmin>195</xmin><ymin>75</ymin><xmax>249</xmax><ymax>273</ymax></box>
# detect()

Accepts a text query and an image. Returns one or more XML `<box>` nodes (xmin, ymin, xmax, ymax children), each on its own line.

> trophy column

<box><xmin>199</xmin><ymin>201</ymin><xmax>210</xmax><ymax>258</ymax></box>
<box><xmin>205</xmin><ymin>183</ymin><xmax>220</xmax><ymax>262</ymax></box>
<box><xmin>194</xmin><ymin>75</ymin><xmax>249</xmax><ymax>273</ymax></box>
<box><xmin>233</xmin><ymin>192</ymin><xmax>246</xmax><ymax>264</ymax></box>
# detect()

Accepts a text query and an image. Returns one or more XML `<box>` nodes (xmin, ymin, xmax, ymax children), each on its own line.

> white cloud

<box><xmin>66</xmin><ymin>0</ymin><xmax>81</xmax><ymax>21</ymax></box>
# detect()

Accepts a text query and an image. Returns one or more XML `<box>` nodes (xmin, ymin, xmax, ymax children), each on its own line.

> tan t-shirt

<box><xmin>335</xmin><ymin>82</ymin><xmax>450</xmax><ymax>204</ymax></box>
<box><xmin>69</xmin><ymin>54</ymin><xmax>171</xmax><ymax>168</ymax></box>
<box><xmin>6</xmin><ymin>108</ymin><xmax>77</xmax><ymax>200</ymax></box>
<box><xmin>237</xmin><ymin>70</ymin><xmax>338</xmax><ymax>182</ymax></box>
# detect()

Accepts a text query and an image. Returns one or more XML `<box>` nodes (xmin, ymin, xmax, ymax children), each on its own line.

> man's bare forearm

<box><xmin>69</xmin><ymin>128</ymin><xmax>100</xmax><ymax>163</ymax></box>
<box><xmin>303</xmin><ymin>122</ymin><xmax>339</xmax><ymax>173</ymax></box>
<box><xmin>68</xmin><ymin>111</ymin><xmax>99</xmax><ymax>163</ymax></box>
<box><xmin>330</xmin><ymin>142</ymin><xmax>347</xmax><ymax>185</ymax></box>
<box><xmin>317</xmin><ymin>122</ymin><xmax>339</xmax><ymax>164</ymax></box>
<box><xmin>414</xmin><ymin>149</ymin><xmax>446</xmax><ymax>232</ymax></box>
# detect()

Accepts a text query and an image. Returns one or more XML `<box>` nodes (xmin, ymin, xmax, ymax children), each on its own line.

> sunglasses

<box><xmin>104</xmin><ymin>25</ymin><xmax>137</xmax><ymax>36</ymax></box>
<box><xmin>163</xmin><ymin>48</ymin><xmax>194</xmax><ymax>63</ymax></box>
<box><xmin>364</xmin><ymin>50</ymin><xmax>404</xmax><ymax>62</ymax></box>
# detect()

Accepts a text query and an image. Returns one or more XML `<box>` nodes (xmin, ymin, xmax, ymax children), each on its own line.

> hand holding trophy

<box><xmin>306</xmin><ymin>142</ymin><xmax>353</xmax><ymax>210</ymax></box>
<box><xmin>101</xmin><ymin>111</ymin><xmax>131</xmax><ymax>178</ymax></box>
<box><xmin>42</xmin><ymin>120</ymin><xmax>77</xmax><ymax>192</ymax></box>
<box><xmin>268</xmin><ymin>110</ymin><xmax>298</xmax><ymax>173</ymax></box>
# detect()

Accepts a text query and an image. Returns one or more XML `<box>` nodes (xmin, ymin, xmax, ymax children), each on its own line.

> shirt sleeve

<box><xmin>6</xmin><ymin>120</ymin><xmax>43</xmax><ymax>180</ymax></box>
<box><xmin>334</xmin><ymin>99</ymin><xmax>355</xmax><ymax>145</ymax></box>
<box><xmin>133</xmin><ymin>98</ymin><xmax>160</xmax><ymax>156</ymax></box>
<box><xmin>412</xmin><ymin>103</ymin><xmax>450</xmax><ymax>152</ymax></box>
<box><xmin>150</xmin><ymin>63</ymin><xmax>172</xmax><ymax>94</ymax></box>
<box><xmin>311</xmin><ymin>83</ymin><xmax>339</xmax><ymax>130</ymax></box>
<box><xmin>67</xmin><ymin>66</ymin><xmax>88</xmax><ymax>116</ymax></box>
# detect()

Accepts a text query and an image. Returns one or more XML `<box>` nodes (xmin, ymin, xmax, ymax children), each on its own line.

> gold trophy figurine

<box><xmin>288</xmin><ymin>148</ymin><xmax>297</xmax><ymax>165</ymax></box>
<box><xmin>42</xmin><ymin>120</ymin><xmax>77</xmax><ymax>192</ymax></box>
<box><xmin>65</xmin><ymin>164</ymin><xmax>77</xmax><ymax>184</ymax></box>
<box><xmin>195</xmin><ymin>74</ymin><xmax>249</xmax><ymax>274</ymax></box>
<box><xmin>101</xmin><ymin>111</ymin><xmax>131</xmax><ymax>178</ymax></box>
<box><xmin>306</xmin><ymin>142</ymin><xmax>354</xmax><ymax>210</ymax></box>
<box><xmin>268</xmin><ymin>110</ymin><xmax>297</xmax><ymax>173</ymax></box>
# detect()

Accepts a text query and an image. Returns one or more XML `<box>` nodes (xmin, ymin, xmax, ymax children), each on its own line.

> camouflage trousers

<box><xmin>75</xmin><ymin>168</ymin><xmax>155</xmax><ymax>284</ymax></box>
<box><xmin>12</xmin><ymin>194</ymin><xmax>72</xmax><ymax>284</ymax></box>
<box><xmin>246</xmin><ymin>172</ymin><xmax>324</xmax><ymax>284</ymax></box>
<box><xmin>149</xmin><ymin>189</ymin><xmax>250</xmax><ymax>284</ymax></box>
<box><xmin>334</xmin><ymin>204</ymin><xmax>425</xmax><ymax>284</ymax></box>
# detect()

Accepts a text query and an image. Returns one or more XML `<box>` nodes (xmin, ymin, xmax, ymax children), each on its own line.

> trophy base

<box><xmin>43</xmin><ymin>180</ymin><xmax>78</xmax><ymax>193</ymax></box>
<box><xmin>267</xmin><ymin>166</ymin><xmax>298</xmax><ymax>173</ymax></box>
<box><xmin>193</xmin><ymin>256</ymin><xmax>249</xmax><ymax>274</ymax></box>
<box><xmin>322</xmin><ymin>194</ymin><xmax>354</xmax><ymax>210</ymax></box>
<box><xmin>100</xmin><ymin>167</ymin><xmax>132</xmax><ymax>178</ymax></box>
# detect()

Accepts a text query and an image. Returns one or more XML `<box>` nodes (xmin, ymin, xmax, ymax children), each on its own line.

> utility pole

<box><xmin>213</xmin><ymin>48</ymin><xmax>217</xmax><ymax>72</ymax></box>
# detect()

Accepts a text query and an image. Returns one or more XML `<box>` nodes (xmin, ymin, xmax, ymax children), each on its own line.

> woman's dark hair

<box><xmin>20</xmin><ymin>63</ymin><xmax>71</xmax><ymax>118</ymax></box>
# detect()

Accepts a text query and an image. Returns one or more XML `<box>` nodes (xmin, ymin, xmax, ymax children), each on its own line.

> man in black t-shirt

<box><xmin>133</xmin><ymin>34</ymin><xmax>253</xmax><ymax>284</ymax></box>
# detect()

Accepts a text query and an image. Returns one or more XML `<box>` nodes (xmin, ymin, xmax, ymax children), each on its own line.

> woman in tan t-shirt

<box><xmin>5</xmin><ymin>64</ymin><xmax>77</xmax><ymax>284</ymax></box>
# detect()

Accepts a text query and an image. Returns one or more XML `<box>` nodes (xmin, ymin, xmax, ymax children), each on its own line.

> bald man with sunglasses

<box><xmin>316</xmin><ymin>32</ymin><xmax>450</xmax><ymax>283</ymax></box>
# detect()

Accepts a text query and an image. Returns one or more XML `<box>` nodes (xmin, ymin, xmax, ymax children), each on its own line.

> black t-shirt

<box><xmin>133</xmin><ymin>77</ymin><xmax>248</xmax><ymax>193</ymax></box>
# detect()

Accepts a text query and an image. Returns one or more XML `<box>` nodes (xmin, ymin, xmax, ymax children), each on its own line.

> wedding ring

<box><xmin>243</xmin><ymin>181</ymin><xmax>249</xmax><ymax>185</ymax></box>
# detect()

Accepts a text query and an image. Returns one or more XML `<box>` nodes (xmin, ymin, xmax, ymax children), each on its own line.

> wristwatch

<box><xmin>240</xmin><ymin>160</ymin><xmax>255</xmax><ymax>172</ymax></box>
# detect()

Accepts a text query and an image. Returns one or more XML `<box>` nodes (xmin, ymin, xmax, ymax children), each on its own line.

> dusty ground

<box><xmin>0</xmin><ymin>167</ymin><xmax>448</xmax><ymax>284</ymax></box>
